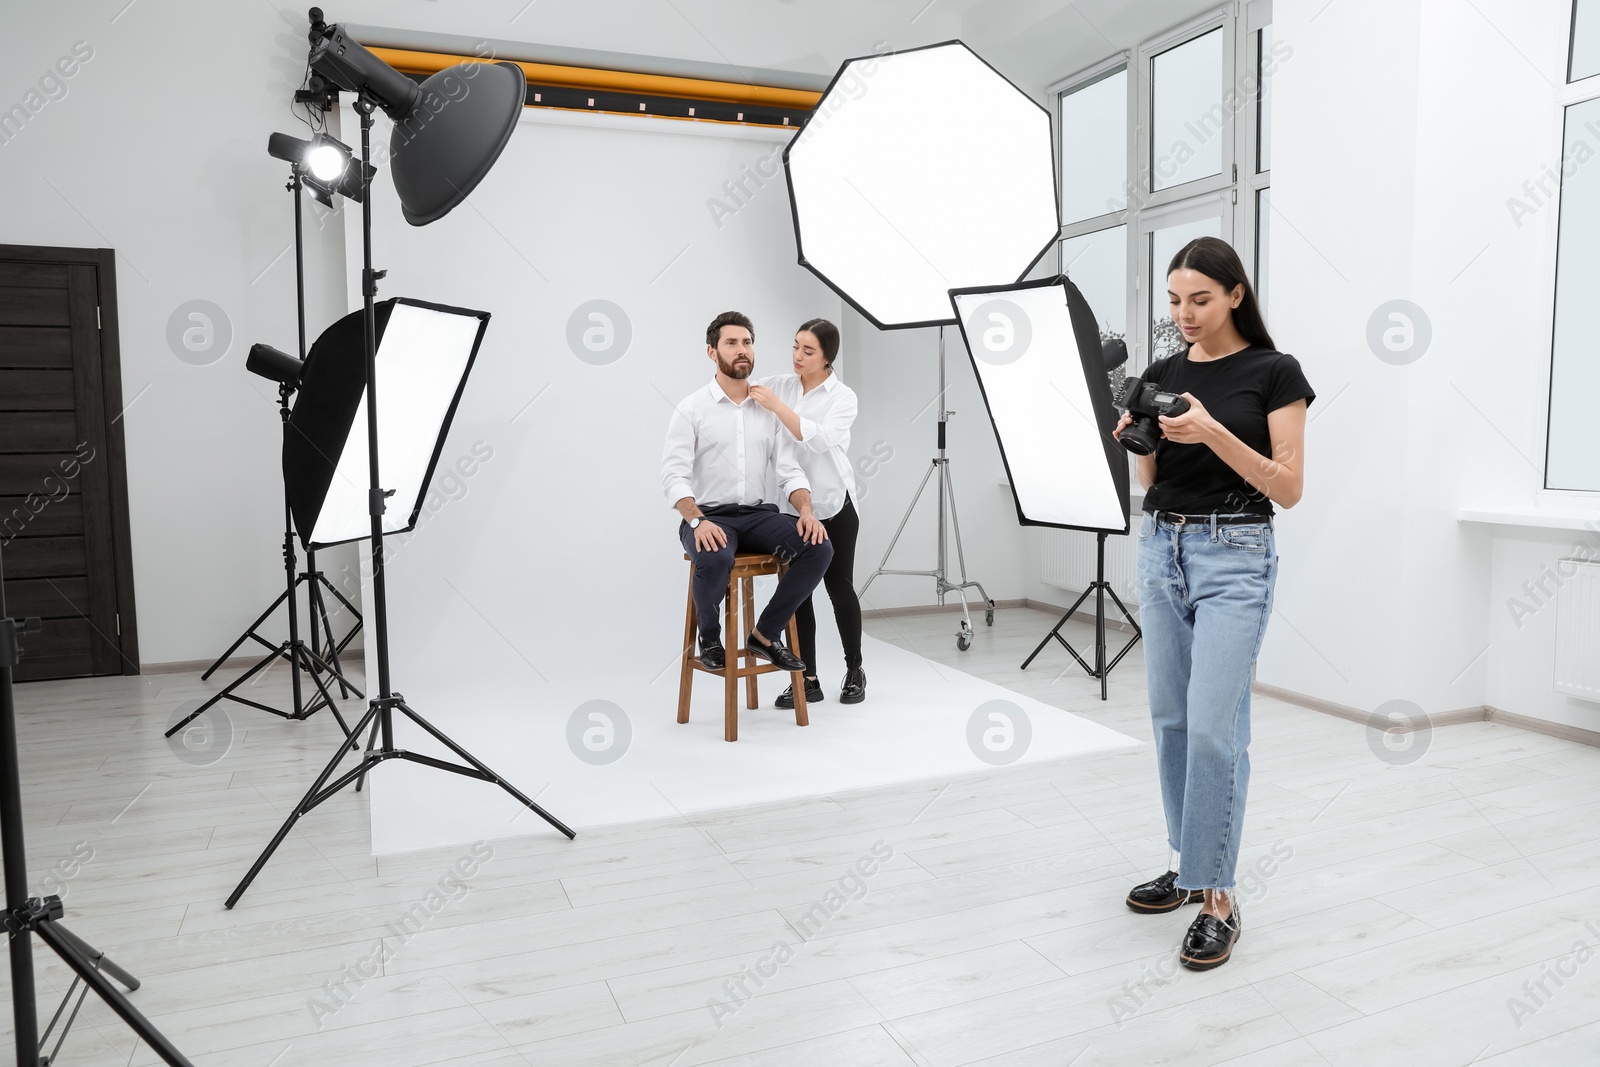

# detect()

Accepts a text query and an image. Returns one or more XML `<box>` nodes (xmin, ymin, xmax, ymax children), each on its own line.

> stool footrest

<box><xmin>677</xmin><ymin>552</ymin><xmax>809</xmax><ymax>741</ymax></box>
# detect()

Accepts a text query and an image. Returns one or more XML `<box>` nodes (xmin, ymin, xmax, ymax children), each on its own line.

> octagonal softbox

<box><xmin>784</xmin><ymin>40</ymin><xmax>1060</xmax><ymax>330</ymax></box>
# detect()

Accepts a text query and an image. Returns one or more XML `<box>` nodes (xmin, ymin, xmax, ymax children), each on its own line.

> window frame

<box><xmin>1541</xmin><ymin>55</ymin><xmax>1600</xmax><ymax>494</ymax></box>
<box><xmin>1050</xmin><ymin>1</ymin><xmax>1273</xmax><ymax>374</ymax></box>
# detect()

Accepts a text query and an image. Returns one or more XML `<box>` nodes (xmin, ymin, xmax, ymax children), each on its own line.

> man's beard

<box><xmin>717</xmin><ymin>354</ymin><xmax>753</xmax><ymax>379</ymax></box>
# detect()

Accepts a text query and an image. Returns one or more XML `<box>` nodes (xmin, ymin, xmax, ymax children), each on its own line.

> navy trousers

<box><xmin>678</xmin><ymin>504</ymin><xmax>834</xmax><ymax>647</ymax></box>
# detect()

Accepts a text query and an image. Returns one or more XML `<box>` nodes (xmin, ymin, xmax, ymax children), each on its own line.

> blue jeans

<box><xmin>1135</xmin><ymin>511</ymin><xmax>1278</xmax><ymax>891</ymax></box>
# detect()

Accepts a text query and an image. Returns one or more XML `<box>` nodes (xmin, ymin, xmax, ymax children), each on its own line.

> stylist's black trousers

<box><xmin>678</xmin><ymin>503</ymin><xmax>833</xmax><ymax>647</ymax></box>
<box><xmin>794</xmin><ymin>494</ymin><xmax>863</xmax><ymax>674</ymax></box>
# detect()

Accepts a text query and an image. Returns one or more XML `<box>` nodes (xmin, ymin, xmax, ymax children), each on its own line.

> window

<box><xmin>1546</xmin><ymin>7</ymin><xmax>1600</xmax><ymax>490</ymax></box>
<box><xmin>1059</xmin><ymin>66</ymin><xmax>1127</xmax><ymax>225</ymax></box>
<box><xmin>1051</xmin><ymin>0</ymin><xmax>1276</xmax><ymax>372</ymax></box>
<box><xmin>1570</xmin><ymin>0</ymin><xmax>1600</xmax><ymax>82</ymax></box>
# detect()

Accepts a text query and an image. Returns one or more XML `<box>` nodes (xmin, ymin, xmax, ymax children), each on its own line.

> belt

<box><xmin>1151</xmin><ymin>510</ymin><xmax>1270</xmax><ymax>526</ymax></box>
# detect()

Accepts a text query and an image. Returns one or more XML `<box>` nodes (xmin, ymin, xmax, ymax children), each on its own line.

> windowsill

<box><xmin>1458</xmin><ymin>503</ymin><xmax>1600</xmax><ymax>533</ymax></box>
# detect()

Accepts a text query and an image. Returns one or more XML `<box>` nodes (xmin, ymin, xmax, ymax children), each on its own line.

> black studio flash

<box><xmin>306</xmin><ymin>8</ymin><xmax>526</xmax><ymax>225</ymax></box>
<box><xmin>245</xmin><ymin>342</ymin><xmax>304</xmax><ymax>389</ymax></box>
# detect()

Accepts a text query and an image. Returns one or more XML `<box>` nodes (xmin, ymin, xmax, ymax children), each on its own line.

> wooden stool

<box><xmin>677</xmin><ymin>552</ymin><xmax>809</xmax><ymax>742</ymax></box>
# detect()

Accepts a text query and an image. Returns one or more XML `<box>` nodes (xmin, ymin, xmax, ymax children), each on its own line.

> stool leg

<box><xmin>787</xmin><ymin>611</ymin><xmax>809</xmax><ymax>727</ymax></box>
<box><xmin>742</xmin><ymin>576</ymin><xmax>759</xmax><ymax>711</ymax></box>
<box><xmin>724</xmin><ymin>571</ymin><xmax>738</xmax><ymax>742</ymax></box>
<box><xmin>678</xmin><ymin>568</ymin><xmax>696</xmax><ymax>725</ymax></box>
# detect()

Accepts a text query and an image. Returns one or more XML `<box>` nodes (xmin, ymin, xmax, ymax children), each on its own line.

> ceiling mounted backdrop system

<box><xmin>784</xmin><ymin>40</ymin><xmax>1061</xmax><ymax>329</ymax></box>
<box><xmin>365</xmin><ymin>46</ymin><xmax>822</xmax><ymax>129</ymax></box>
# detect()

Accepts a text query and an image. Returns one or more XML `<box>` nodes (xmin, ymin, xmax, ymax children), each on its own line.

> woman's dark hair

<box><xmin>796</xmin><ymin>318</ymin><xmax>840</xmax><ymax>365</ymax></box>
<box><xmin>706</xmin><ymin>310</ymin><xmax>754</xmax><ymax>347</ymax></box>
<box><xmin>1167</xmin><ymin>237</ymin><xmax>1274</xmax><ymax>351</ymax></box>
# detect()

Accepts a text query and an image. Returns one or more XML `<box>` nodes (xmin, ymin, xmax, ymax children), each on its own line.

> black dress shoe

<box><xmin>775</xmin><ymin>678</ymin><xmax>824</xmax><ymax>709</ymax></box>
<box><xmin>746</xmin><ymin>632</ymin><xmax>806</xmax><ymax>673</ymax></box>
<box><xmin>1124</xmin><ymin>870</ymin><xmax>1205</xmax><ymax>914</ymax></box>
<box><xmin>698</xmin><ymin>640</ymin><xmax>725</xmax><ymax>671</ymax></box>
<box><xmin>1180</xmin><ymin>904</ymin><xmax>1242</xmax><ymax>970</ymax></box>
<box><xmin>839</xmin><ymin>667</ymin><xmax>866</xmax><ymax>704</ymax></box>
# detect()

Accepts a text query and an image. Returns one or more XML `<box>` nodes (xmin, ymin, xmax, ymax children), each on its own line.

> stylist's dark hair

<box><xmin>706</xmin><ymin>310</ymin><xmax>754</xmax><ymax>347</ymax></box>
<box><xmin>1168</xmin><ymin>237</ymin><xmax>1275</xmax><ymax>351</ymax></box>
<box><xmin>797</xmin><ymin>317</ymin><xmax>840</xmax><ymax>365</ymax></box>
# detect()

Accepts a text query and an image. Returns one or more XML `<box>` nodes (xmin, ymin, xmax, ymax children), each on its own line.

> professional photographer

<box><xmin>1112</xmin><ymin>236</ymin><xmax>1314</xmax><ymax>972</ymax></box>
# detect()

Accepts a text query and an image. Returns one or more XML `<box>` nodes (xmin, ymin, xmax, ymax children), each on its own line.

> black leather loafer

<box><xmin>839</xmin><ymin>667</ymin><xmax>866</xmax><ymax>704</ymax></box>
<box><xmin>698</xmin><ymin>640</ymin><xmax>725</xmax><ymax>671</ymax></box>
<box><xmin>1180</xmin><ymin>905</ymin><xmax>1242</xmax><ymax>970</ymax></box>
<box><xmin>746</xmin><ymin>632</ymin><xmax>806</xmax><ymax>673</ymax></box>
<box><xmin>775</xmin><ymin>678</ymin><xmax>824</xmax><ymax>709</ymax></box>
<box><xmin>1125</xmin><ymin>870</ymin><xmax>1204</xmax><ymax>913</ymax></box>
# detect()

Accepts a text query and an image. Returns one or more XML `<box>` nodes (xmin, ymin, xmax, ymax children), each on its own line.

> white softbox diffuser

<box><xmin>950</xmin><ymin>276</ymin><xmax>1129</xmax><ymax>533</ymax></box>
<box><xmin>784</xmin><ymin>41</ymin><xmax>1060</xmax><ymax>329</ymax></box>
<box><xmin>286</xmin><ymin>298</ymin><xmax>489</xmax><ymax>549</ymax></box>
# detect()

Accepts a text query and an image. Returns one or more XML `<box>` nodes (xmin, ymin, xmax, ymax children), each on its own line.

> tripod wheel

<box><xmin>956</xmin><ymin>623</ymin><xmax>972</xmax><ymax>652</ymax></box>
<box><xmin>985</xmin><ymin>602</ymin><xmax>995</xmax><ymax>626</ymax></box>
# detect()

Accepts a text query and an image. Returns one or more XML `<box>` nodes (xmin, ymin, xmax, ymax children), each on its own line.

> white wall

<box><xmin>0</xmin><ymin>0</ymin><xmax>992</xmax><ymax>665</ymax></box>
<box><xmin>1262</xmin><ymin>0</ymin><xmax>1600</xmax><ymax>734</ymax></box>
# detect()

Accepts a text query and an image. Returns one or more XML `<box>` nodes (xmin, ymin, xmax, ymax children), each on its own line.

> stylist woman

<box><xmin>1113</xmin><ymin>237</ymin><xmax>1314</xmax><ymax>971</ymax></box>
<box><xmin>748</xmin><ymin>318</ymin><xmax>866</xmax><ymax>707</ymax></box>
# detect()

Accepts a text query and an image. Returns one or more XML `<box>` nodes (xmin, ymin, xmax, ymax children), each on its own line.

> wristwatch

<box><xmin>688</xmin><ymin>516</ymin><xmax>703</xmax><ymax>529</ymax></box>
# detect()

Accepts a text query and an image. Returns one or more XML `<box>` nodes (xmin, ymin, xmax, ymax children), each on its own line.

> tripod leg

<box><xmin>165</xmin><ymin>645</ymin><xmax>291</xmax><ymax>737</ymax></box>
<box><xmin>354</xmin><ymin>712</ymin><xmax>381</xmax><ymax>792</ymax></box>
<box><xmin>295</xmin><ymin>647</ymin><xmax>357</xmax><ymax>744</ymax></box>
<box><xmin>857</xmin><ymin>459</ymin><xmax>938</xmax><ymax>599</ymax></box>
<box><xmin>397</xmin><ymin>700</ymin><xmax>576</xmax><ymax>839</ymax></box>
<box><xmin>302</xmin><ymin>645</ymin><xmax>364</xmax><ymax>701</ymax></box>
<box><xmin>225</xmin><ymin>703</ymin><xmax>380</xmax><ymax>909</ymax></box>
<box><xmin>1020</xmin><ymin>584</ymin><xmax>1094</xmax><ymax>670</ymax></box>
<box><xmin>50</xmin><ymin>922</ymin><xmax>139</xmax><ymax>991</ymax></box>
<box><xmin>200</xmin><ymin>588</ymin><xmax>291</xmax><ymax>681</ymax></box>
<box><xmin>32</xmin><ymin>921</ymin><xmax>193</xmax><ymax>1066</ymax></box>
<box><xmin>308</xmin><ymin>577</ymin><xmax>351</xmax><ymax>699</ymax></box>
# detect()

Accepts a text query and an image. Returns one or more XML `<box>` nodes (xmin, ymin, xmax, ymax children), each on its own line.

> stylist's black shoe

<box><xmin>1180</xmin><ymin>902</ymin><xmax>1242</xmax><ymax>970</ymax></box>
<box><xmin>698</xmin><ymin>640</ymin><xmax>725</xmax><ymax>671</ymax></box>
<box><xmin>839</xmin><ymin>667</ymin><xmax>866</xmax><ymax>704</ymax></box>
<box><xmin>775</xmin><ymin>678</ymin><xmax>824</xmax><ymax>709</ymax></box>
<box><xmin>746</xmin><ymin>632</ymin><xmax>806</xmax><ymax>673</ymax></box>
<box><xmin>1125</xmin><ymin>870</ymin><xmax>1204</xmax><ymax>914</ymax></box>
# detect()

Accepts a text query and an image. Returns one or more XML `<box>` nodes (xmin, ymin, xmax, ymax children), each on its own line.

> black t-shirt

<box><xmin>1140</xmin><ymin>346</ymin><xmax>1315</xmax><ymax>517</ymax></box>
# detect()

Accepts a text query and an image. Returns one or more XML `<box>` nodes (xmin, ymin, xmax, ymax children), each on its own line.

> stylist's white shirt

<box><xmin>758</xmin><ymin>372</ymin><xmax>858</xmax><ymax>520</ymax></box>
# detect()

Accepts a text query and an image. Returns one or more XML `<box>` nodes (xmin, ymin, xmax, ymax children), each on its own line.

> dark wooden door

<box><xmin>0</xmin><ymin>246</ymin><xmax>139</xmax><ymax>681</ymax></box>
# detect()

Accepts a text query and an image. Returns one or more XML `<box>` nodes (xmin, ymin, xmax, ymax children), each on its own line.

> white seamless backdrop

<box><xmin>348</xmin><ymin>106</ymin><xmax>839</xmax><ymax>851</ymax></box>
<box><xmin>341</xmin><ymin>104</ymin><xmax>1140</xmax><ymax>854</ymax></box>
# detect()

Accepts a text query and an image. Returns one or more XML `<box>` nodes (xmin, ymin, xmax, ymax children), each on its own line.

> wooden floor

<box><xmin>4</xmin><ymin>605</ymin><xmax>1599</xmax><ymax>1066</ymax></box>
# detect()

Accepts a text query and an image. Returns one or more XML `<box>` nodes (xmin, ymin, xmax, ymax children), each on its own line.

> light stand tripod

<box><xmin>225</xmin><ymin>96</ymin><xmax>574</xmax><ymax>910</ymax></box>
<box><xmin>171</xmin><ymin>167</ymin><xmax>363</xmax><ymax>741</ymax></box>
<box><xmin>2</xmin><ymin>548</ymin><xmax>194</xmax><ymax>1065</ymax></box>
<box><xmin>858</xmin><ymin>327</ymin><xmax>995</xmax><ymax>651</ymax></box>
<box><xmin>1020</xmin><ymin>531</ymin><xmax>1140</xmax><ymax>700</ymax></box>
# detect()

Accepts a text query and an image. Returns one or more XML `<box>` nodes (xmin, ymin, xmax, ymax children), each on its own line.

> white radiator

<box><xmin>1040</xmin><ymin>527</ymin><xmax>1139</xmax><ymax>606</ymax></box>
<box><xmin>1554</xmin><ymin>558</ymin><xmax>1600</xmax><ymax>702</ymax></box>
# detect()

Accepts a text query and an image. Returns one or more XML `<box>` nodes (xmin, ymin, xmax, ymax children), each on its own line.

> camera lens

<box><xmin>1120</xmin><ymin>419</ymin><xmax>1159</xmax><ymax>456</ymax></box>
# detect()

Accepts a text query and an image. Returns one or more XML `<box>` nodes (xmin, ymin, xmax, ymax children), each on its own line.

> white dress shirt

<box><xmin>757</xmin><ymin>371</ymin><xmax>858</xmax><ymax>520</ymax></box>
<box><xmin>662</xmin><ymin>375</ymin><xmax>810</xmax><ymax>510</ymax></box>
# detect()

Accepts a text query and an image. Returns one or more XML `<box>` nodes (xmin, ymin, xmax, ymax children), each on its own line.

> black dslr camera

<box><xmin>1114</xmin><ymin>376</ymin><xmax>1190</xmax><ymax>456</ymax></box>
